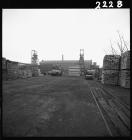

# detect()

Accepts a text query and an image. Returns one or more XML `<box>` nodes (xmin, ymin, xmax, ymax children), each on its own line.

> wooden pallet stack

<box><xmin>68</xmin><ymin>65</ymin><xmax>81</xmax><ymax>76</ymax></box>
<box><xmin>101</xmin><ymin>55</ymin><xmax>120</xmax><ymax>85</ymax></box>
<box><xmin>120</xmin><ymin>51</ymin><xmax>130</xmax><ymax>88</ymax></box>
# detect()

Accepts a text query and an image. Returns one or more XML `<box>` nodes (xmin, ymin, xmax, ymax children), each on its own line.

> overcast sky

<box><xmin>2</xmin><ymin>9</ymin><xmax>130</xmax><ymax>67</ymax></box>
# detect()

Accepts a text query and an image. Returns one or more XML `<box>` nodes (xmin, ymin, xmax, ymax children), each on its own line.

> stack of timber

<box><xmin>94</xmin><ymin>68</ymin><xmax>100</xmax><ymax>80</ymax></box>
<box><xmin>2</xmin><ymin>58</ymin><xmax>7</xmax><ymax>70</ymax></box>
<box><xmin>103</xmin><ymin>55</ymin><xmax>120</xmax><ymax>70</ymax></box>
<box><xmin>18</xmin><ymin>64</ymin><xmax>32</xmax><ymax>78</ymax></box>
<box><xmin>31</xmin><ymin>64</ymin><xmax>39</xmax><ymax>77</ymax></box>
<box><xmin>6</xmin><ymin>60</ymin><xmax>19</xmax><ymax>80</ymax></box>
<box><xmin>2</xmin><ymin>70</ymin><xmax>7</xmax><ymax>80</ymax></box>
<box><xmin>26</xmin><ymin>69</ymin><xmax>32</xmax><ymax>78</ymax></box>
<box><xmin>2</xmin><ymin>58</ymin><xmax>7</xmax><ymax>80</ymax></box>
<box><xmin>102</xmin><ymin>55</ymin><xmax>121</xmax><ymax>85</ymax></box>
<box><xmin>38</xmin><ymin>69</ymin><xmax>43</xmax><ymax>76</ymax></box>
<box><xmin>120</xmin><ymin>51</ymin><xmax>130</xmax><ymax>69</ymax></box>
<box><xmin>120</xmin><ymin>51</ymin><xmax>130</xmax><ymax>88</ymax></box>
<box><xmin>18</xmin><ymin>64</ymin><xmax>25</xmax><ymax>78</ymax></box>
<box><xmin>98</xmin><ymin>68</ymin><xmax>103</xmax><ymax>81</ymax></box>
<box><xmin>2</xmin><ymin>58</ymin><xmax>33</xmax><ymax>80</ymax></box>
<box><xmin>68</xmin><ymin>65</ymin><xmax>81</xmax><ymax>76</ymax></box>
<box><xmin>101</xmin><ymin>70</ymin><xmax>119</xmax><ymax>85</ymax></box>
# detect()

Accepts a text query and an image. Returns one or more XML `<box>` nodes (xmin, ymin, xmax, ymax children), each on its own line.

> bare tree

<box><xmin>110</xmin><ymin>40</ymin><xmax>118</xmax><ymax>55</ymax></box>
<box><xmin>122</xmin><ymin>35</ymin><xmax>129</xmax><ymax>51</ymax></box>
<box><xmin>116</xmin><ymin>30</ymin><xmax>129</xmax><ymax>55</ymax></box>
<box><xmin>104</xmin><ymin>31</ymin><xmax>129</xmax><ymax>56</ymax></box>
<box><xmin>103</xmin><ymin>31</ymin><xmax>129</xmax><ymax>70</ymax></box>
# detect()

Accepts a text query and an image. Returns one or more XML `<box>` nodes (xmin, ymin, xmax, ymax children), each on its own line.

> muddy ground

<box><xmin>2</xmin><ymin>76</ymin><xmax>130</xmax><ymax>137</ymax></box>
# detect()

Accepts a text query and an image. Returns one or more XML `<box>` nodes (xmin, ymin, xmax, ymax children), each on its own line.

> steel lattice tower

<box><xmin>31</xmin><ymin>50</ymin><xmax>38</xmax><ymax>65</ymax></box>
<box><xmin>79</xmin><ymin>49</ymin><xmax>85</xmax><ymax>75</ymax></box>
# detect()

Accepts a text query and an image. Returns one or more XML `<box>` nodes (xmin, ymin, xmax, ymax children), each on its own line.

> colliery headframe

<box><xmin>2</xmin><ymin>49</ymin><xmax>130</xmax><ymax>89</ymax></box>
<box><xmin>2</xmin><ymin>49</ymin><xmax>130</xmax><ymax>137</ymax></box>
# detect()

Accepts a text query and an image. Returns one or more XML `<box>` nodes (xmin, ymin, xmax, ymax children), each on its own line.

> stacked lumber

<box><xmin>38</xmin><ymin>69</ymin><xmax>43</xmax><ymax>76</ymax></box>
<box><xmin>120</xmin><ymin>51</ymin><xmax>130</xmax><ymax>70</ymax></box>
<box><xmin>19</xmin><ymin>70</ymin><xmax>32</xmax><ymax>78</ymax></box>
<box><xmin>2</xmin><ymin>70</ymin><xmax>7</xmax><ymax>80</ymax></box>
<box><xmin>7</xmin><ymin>60</ymin><xmax>19</xmax><ymax>80</ymax></box>
<box><xmin>2</xmin><ymin>59</ymin><xmax>33</xmax><ymax>80</ymax></box>
<box><xmin>120</xmin><ymin>51</ymin><xmax>130</xmax><ymax>88</ymax></box>
<box><xmin>18</xmin><ymin>64</ymin><xmax>32</xmax><ymax>78</ymax></box>
<box><xmin>101</xmin><ymin>70</ymin><xmax>119</xmax><ymax>85</ymax></box>
<box><xmin>2</xmin><ymin>58</ymin><xmax>7</xmax><ymax>80</ymax></box>
<box><xmin>21</xmin><ymin>70</ymin><xmax>27</xmax><ymax>79</ymax></box>
<box><xmin>31</xmin><ymin>64</ymin><xmax>39</xmax><ymax>77</ymax></box>
<box><xmin>27</xmin><ymin>69</ymin><xmax>32</xmax><ymax>77</ymax></box>
<box><xmin>68</xmin><ymin>65</ymin><xmax>81</xmax><ymax>76</ymax></box>
<box><xmin>120</xmin><ymin>70</ymin><xmax>130</xmax><ymax>88</ymax></box>
<box><xmin>2</xmin><ymin>58</ymin><xmax>7</xmax><ymax>70</ymax></box>
<box><xmin>103</xmin><ymin>55</ymin><xmax>120</xmax><ymax>70</ymax></box>
<box><xmin>18</xmin><ymin>65</ymin><xmax>26</xmax><ymax>78</ymax></box>
<box><xmin>94</xmin><ymin>68</ymin><xmax>100</xmax><ymax>79</ymax></box>
<box><xmin>102</xmin><ymin>55</ymin><xmax>120</xmax><ymax>85</ymax></box>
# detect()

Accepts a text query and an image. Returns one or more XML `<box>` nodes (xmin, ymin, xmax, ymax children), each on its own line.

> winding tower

<box><xmin>79</xmin><ymin>49</ymin><xmax>85</xmax><ymax>75</ymax></box>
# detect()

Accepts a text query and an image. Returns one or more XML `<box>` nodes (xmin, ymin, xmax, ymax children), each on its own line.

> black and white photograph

<box><xmin>2</xmin><ymin>8</ymin><xmax>130</xmax><ymax>137</ymax></box>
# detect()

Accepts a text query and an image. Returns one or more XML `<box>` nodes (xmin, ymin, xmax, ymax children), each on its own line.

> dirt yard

<box><xmin>2</xmin><ymin>76</ymin><xmax>130</xmax><ymax>137</ymax></box>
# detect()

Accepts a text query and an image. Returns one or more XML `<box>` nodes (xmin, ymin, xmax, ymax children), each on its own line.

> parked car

<box><xmin>85</xmin><ymin>70</ymin><xmax>95</xmax><ymax>80</ymax></box>
<box><xmin>85</xmin><ymin>74</ymin><xmax>94</xmax><ymax>80</ymax></box>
